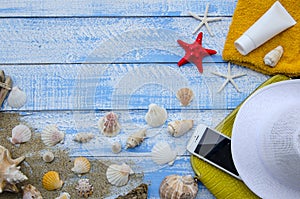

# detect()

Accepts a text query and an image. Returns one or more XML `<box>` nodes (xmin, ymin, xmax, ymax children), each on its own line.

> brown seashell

<box><xmin>126</xmin><ymin>129</ymin><xmax>147</xmax><ymax>149</ymax></box>
<box><xmin>115</xmin><ymin>183</ymin><xmax>148</xmax><ymax>199</ymax></box>
<box><xmin>22</xmin><ymin>184</ymin><xmax>43</xmax><ymax>199</ymax></box>
<box><xmin>75</xmin><ymin>179</ymin><xmax>93</xmax><ymax>198</ymax></box>
<box><xmin>176</xmin><ymin>88</ymin><xmax>194</xmax><ymax>106</ymax></box>
<box><xmin>167</xmin><ymin>120</ymin><xmax>194</xmax><ymax>137</ymax></box>
<box><xmin>71</xmin><ymin>157</ymin><xmax>91</xmax><ymax>176</ymax></box>
<box><xmin>98</xmin><ymin>112</ymin><xmax>121</xmax><ymax>137</ymax></box>
<box><xmin>42</xmin><ymin>171</ymin><xmax>63</xmax><ymax>191</ymax></box>
<box><xmin>159</xmin><ymin>175</ymin><xmax>198</xmax><ymax>199</ymax></box>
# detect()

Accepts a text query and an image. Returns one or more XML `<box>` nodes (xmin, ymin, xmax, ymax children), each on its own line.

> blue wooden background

<box><xmin>0</xmin><ymin>0</ymin><xmax>269</xmax><ymax>198</ymax></box>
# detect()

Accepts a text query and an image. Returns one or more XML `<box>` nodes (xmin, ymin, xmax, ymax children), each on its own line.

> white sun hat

<box><xmin>232</xmin><ymin>79</ymin><xmax>300</xmax><ymax>199</ymax></box>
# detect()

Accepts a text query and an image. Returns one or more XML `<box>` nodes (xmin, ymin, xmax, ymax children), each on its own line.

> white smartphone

<box><xmin>187</xmin><ymin>124</ymin><xmax>241</xmax><ymax>180</ymax></box>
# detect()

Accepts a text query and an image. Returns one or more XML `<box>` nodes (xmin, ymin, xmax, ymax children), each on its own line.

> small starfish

<box><xmin>177</xmin><ymin>32</ymin><xmax>217</xmax><ymax>74</ymax></box>
<box><xmin>212</xmin><ymin>62</ymin><xmax>247</xmax><ymax>92</ymax></box>
<box><xmin>189</xmin><ymin>3</ymin><xmax>222</xmax><ymax>36</ymax></box>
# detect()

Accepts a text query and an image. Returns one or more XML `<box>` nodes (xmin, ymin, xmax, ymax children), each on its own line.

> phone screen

<box><xmin>194</xmin><ymin>127</ymin><xmax>239</xmax><ymax>176</ymax></box>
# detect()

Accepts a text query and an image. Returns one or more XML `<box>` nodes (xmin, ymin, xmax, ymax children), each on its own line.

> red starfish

<box><xmin>177</xmin><ymin>32</ymin><xmax>217</xmax><ymax>73</ymax></box>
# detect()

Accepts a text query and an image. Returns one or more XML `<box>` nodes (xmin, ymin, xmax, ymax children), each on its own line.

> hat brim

<box><xmin>232</xmin><ymin>79</ymin><xmax>300</xmax><ymax>199</ymax></box>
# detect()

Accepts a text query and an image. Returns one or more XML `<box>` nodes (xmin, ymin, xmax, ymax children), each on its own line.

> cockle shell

<box><xmin>42</xmin><ymin>171</ymin><xmax>63</xmax><ymax>191</ymax></box>
<box><xmin>167</xmin><ymin>120</ymin><xmax>194</xmax><ymax>137</ymax></box>
<box><xmin>111</xmin><ymin>141</ymin><xmax>122</xmax><ymax>154</ymax></box>
<box><xmin>0</xmin><ymin>145</ymin><xmax>27</xmax><ymax>193</ymax></box>
<box><xmin>151</xmin><ymin>142</ymin><xmax>177</xmax><ymax>165</ymax></box>
<box><xmin>10</xmin><ymin>124</ymin><xmax>32</xmax><ymax>144</ymax></box>
<box><xmin>264</xmin><ymin>45</ymin><xmax>284</xmax><ymax>67</ymax></box>
<box><xmin>41</xmin><ymin>125</ymin><xmax>65</xmax><ymax>146</ymax></box>
<box><xmin>42</xmin><ymin>151</ymin><xmax>55</xmax><ymax>163</ymax></box>
<box><xmin>55</xmin><ymin>192</ymin><xmax>70</xmax><ymax>199</ymax></box>
<box><xmin>22</xmin><ymin>184</ymin><xmax>43</xmax><ymax>199</ymax></box>
<box><xmin>7</xmin><ymin>86</ymin><xmax>27</xmax><ymax>108</ymax></box>
<box><xmin>71</xmin><ymin>157</ymin><xmax>91</xmax><ymax>176</ymax></box>
<box><xmin>106</xmin><ymin>163</ymin><xmax>134</xmax><ymax>187</ymax></box>
<box><xmin>176</xmin><ymin>88</ymin><xmax>194</xmax><ymax>106</ymax></box>
<box><xmin>73</xmin><ymin>132</ymin><xmax>95</xmax><ymax>143</ymax></box>
<box><xmin>126</xmin><ymin>129</ymin><xmax>147</xmax><ymax>149</ymax></box>
<box><xmin>98</xmin><ymin>112</ymin><xmax>121</xmax><ymax>137</ymax></box>
<box><xmin>145</xmin><ymin>104</ymin><xmax>168</xmax><ymax>127</ymax></box>
<box><xmin>75</xmin><ymin>179</ymin><xmax>93</xmax><ymax>198</ymax></box>
<box><xmin>159</xmin><ymin>175</ymin><xmax>198</xmax><ymax>199</ymax></box>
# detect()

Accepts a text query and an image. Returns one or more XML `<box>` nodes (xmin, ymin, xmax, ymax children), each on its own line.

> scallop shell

<box><xmin>264</xmin><ymin>45</ymin><xmax>283</xmax><ymax>67</ymax></box>
<box><xmin>73</xmin><ymin>132</ymin><xmax>95</xmax><ymax>143</ymax></box>
<box><xmin>151</xmin><ymin>142</ymin><xmax>177</xmax><ymax>165</ymax></box>
<box><xmin>42</xmin><ymin>151</ymin><xmax>55</xmax><ymax>163</ymax></box>
<box><xmin>159</xmin><ymin>175</ymin><xmax>198</xmax><ymax>199</ymax></box>
<box><xmin>126</xmin><ymin>129</ymin><xmax>147</xmax><ymax>149</ymax></box>
<box><xmin>7</xmin><ymin>86</ymin><xmax>27</xmax><ymax>108</ymax></box>
<box><xmin>145</xmin><ymin>104</ymin><xmax>167</xmax><ymax>127</ymax></box>
<box><xmin>22</xmin><ymin>184</ymin><xmax>43</xmax><ymax>199</ymax></box>
<box><xmin>75</xmin><ymin>179</ymin><xmax>93</xmax><ymax>198</ymax></box>
<box><xmin>111</xmin><ymin>141</ymin><xmax>122</xmax><ymax>154</ymax></box>
<box><xmin>42</xmin><ymin>171</ymin><xmax>63</xmax><ymax>191</ymax></box>
<box><xmin>167</xmin><ymin>120</ymin><xmax>194</xmax><ymax>137</ymax></box>
<box><xmin>55</xmin><ymin>192</ymin><xmax>70</xmax><ymax>199</ymax></box>
<box><xmin>41</xmin><ymin>125</ymin><xmax>65</xmax><ymax>146</ymax></box>
<box><xmin>98</xmin><ymin>112</ymin><xmax>121</xmax><ymax>137</ymax></box>
<box><xmin>10</xmin><ymin>124</ymin><xmax>31</xmax><ymax>144</ymax></box>
<box><xmin>176</xmin><ymin>88</ymin><xmax>194</xmax><ymax>106</ymax></box>
<box><xmin>71</xmin><ymin>157</ymin><xmax>91</xmax><ymax>176</ymax></box>
<box><xmin>106</xmin><ymin>163</ymin><xmax>134</xmax><ymax>187</ymax></box>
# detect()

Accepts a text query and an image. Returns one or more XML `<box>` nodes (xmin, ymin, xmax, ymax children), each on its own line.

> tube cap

<box><xmin>234</xmin><ymin>34</ymin><xmax>256</xmax><ymax>56</ymax></box>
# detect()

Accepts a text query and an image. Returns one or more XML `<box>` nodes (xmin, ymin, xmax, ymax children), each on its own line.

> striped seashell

<box><xmin>106</xmin><ymin>163</ymin><xmax>134</xmax><ymax>187</ymax></box>
<box><xmin>7</xmin><ymin>86</ymin><xmax>27</xmax><ymax>108</ymax></box>
<box><xmin>98</xmin><ymin>112</ymin><xmax>121</xmax><ymax>137</ymax></box>
<box><xmin>176</xmin><ymin>88</ymin><xmax>194</xmax><ymax>106</ymax></box>
<box><xmin>145</xmin><ymin>104</ymin><xmax>167</xmax><ymax>127</ymax></box>
<box><xmin>71</xmin><ymin>157</ymin><xmax>91</xmax><ymax>176</ymax></box>
<box><xmin>151</xmin><ymin>142</ymin><xmax>177</xmax><ymax>165</ymax></box>
<box><xmin>10</xmin><ymin>124</ymin><xmax>31</xmax><ymax>144</ymax></box>
<box><xmin>41</xmin><ymin>125</ymin><xmax>65</xmax><ymax>146</ymax></box>
<box><xmin>22</xmin><ymin>184</ymin><xmax>43</xmax><ymax>199</ymax></box>
<box><xmin>167</xmin><ymin>120</ymin><xmax>194</xmax><ymax>137</ymax></box>
<box><xmin>42</xmin><ymin>171</ymin><xmax>63</xmax><ymax>191</ymax></box>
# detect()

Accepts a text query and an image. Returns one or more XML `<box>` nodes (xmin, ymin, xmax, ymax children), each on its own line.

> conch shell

<box><xmin>167</xmin><ymin>120</ymin><xmax>193</xmax><ymax>137</ymax></box>
<box><xmin>264</xmin><ymin>45</ymin><xmax>283</xmax><ymax>67</ymax></box>
<box><xmin>126</xmin><ymin>129</ymin><xmax>147</xmax><ymax>149</ymax></box>
<box><xmin>145</xmin><ymin>104</ymin><xmax>167</xmax><ymax>127</ymax></box>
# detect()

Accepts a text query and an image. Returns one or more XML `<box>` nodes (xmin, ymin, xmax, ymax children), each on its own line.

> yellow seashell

<box><xmin>71</xmin><ymin>157</ymin><xmax>91</xmax><ymax>176</ymax></box>
<box><xmin>42</xmin><ymin>171</ymin><xmax>63</xmax><ymax>191</ymax></box>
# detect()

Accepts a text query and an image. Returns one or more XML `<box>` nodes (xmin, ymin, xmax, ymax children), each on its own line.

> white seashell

<box><xmin>5</xmin><ymin>164</ymin><xmax>28</xmax><ymax>184</ymax></box>
<box><xmin>111</xmin><ymin>141</ymin><xmax>122</xmax><ymax>154</ymax></box>
<box><xmin>7</xmin><ymin>86</ymin><xmax>27</xmax><ymax>108</ymax></box>
<box><xmin>126</xmin><ymin>129</ymin><xmax>147</xmax><ymax>149</ymax></box>
<box><xmin>75</xmin><ymin>179</ymin><xmax>93</xmax><ymax>198</ymax></box>
<box><xmin>264</xmin><ymin>45</ymin><xmax>284</xmax><ymax>67</ymax></box>
<box><xmin>98</xmin><ymin>112</ymin><xmax>121</xmax><ymax>137</ymax></box>
<box><xmin>22</xmin><ymin>184</ymin><xmax>43</xmax><ymax>199</ymax></box>
<box><xmin>55</xmin><ymin>192</ymin><xmax>70</xmax><ymax>199</ymax></box>
<box><xmin>145</xmin><ymin>104</ymin><xmax>167</xmax><ymax>127</ymax></box>
<box><xmin>167</xmin><ymin>120</ymin><xmax>194</xmax><ymax>137</ymax></box>
<box><xmin>159</xmin><ymin>175</ymin><xmax>198</xmax><ymax>199</ymax></box>
<box><xmin>41</xmin><ymin>125</ymin><xmax>65</xmax><ymax>146</ymax></box>
<box><xmin>10</xmin><ymin>124</ymin><xmax>31</xmax><ymax>144</ymax></box>
<box><xmin>176</xmin><ymin>88</ymin><xmax>194</xmax><ymax>106</ymax></box>
<box><xmin>71</xmin><ymin>157</ymin><xmax>91</xmax><ymax>176</ymax></box>
<box><xmin>73</xmin><ymin>132</ymin><xmax>95</xmax><ymax>143</ymax></box>
<box><xmin>106</xmin><ymin>163</ymin><xmax>134</xmax><ymax>187</ymax></box>
<box><xmin>151</xmin><ymin>142</ymin><xmax>177</xmax><ymax>165</ymax></box>
<box><xmin>42</xmin><ymin>151</ymin><xmax>55</xmax><ymax>163</ymax></box>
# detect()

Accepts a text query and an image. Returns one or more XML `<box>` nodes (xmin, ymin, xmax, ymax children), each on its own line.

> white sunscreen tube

<box><xmin>234</xmin><ymin>1</ymin><xmax>296</xmax><ymax>55</ymax></box>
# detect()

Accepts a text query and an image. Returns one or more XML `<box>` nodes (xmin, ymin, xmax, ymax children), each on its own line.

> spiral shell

<box><xmin>176</xmin><ymin>88</ymin><xmax>194</xmax><ymax>106</ymax></box>
<box><xmin>264</xmin><ymin>45</ymin><xmax>284</xmax><ymax>67</ymax></box>
<box><xmin>106</xmin><ymin>163</ymin><xmax>134</xmax><ymax>187</ymax></box>
<box><xmin>42</xmin><ymin>151</ymin><xmax>55</xmax><ymax>163</ymax></box>
<box><xmin>22</xmin><ymin>184</ymin><xmax>43</xmax><ymax>199</ymax></box>
<box><xmin>42</xmin><ymin>171</ymin><xmax>63</xmax><ymax>191</ymax></box>
<box><xmin>98</xmin><ymin>112</ymin><xmax>121</xmax><ymax>137</ymax></box>
<box><xmin>145</xmin><ymin>104</ymin><xmax>167</xmax><ymax>127</ymax></box>
<box><xmin>159</xmin><ymin>175</ymin><xmax>198</xmax><ymax>199</ymax></box>
<box><xmin>167</xmin><ymin>120</ymin><xmax>193</xmax><ymax>137</ymax></box>
<box><xmin>10</xmin><ymin>124</ymin><xmax>31</xmax><ymax>144</ymax></box>
<box><xmin>75</xmin><ymin>179</ymin><xmax>93</xmax><ymax>198</ymax></box>
<box><xmin>7</xmin><ymin>86</ymin><xmax>27</xmax><ymax>108</ymax></box>
<box><xmin>71</xmin><ymin>157</ymin><xmax>91</xmax><ymax>176</ymax></box>
<box><xmin>126</xmin><ymin>129</ymin><xmax>147</xmax><ymax>149</ymax></box>
<box><xmin>111</xmin><ymin>141</ymin><xmax>122</xmax><ymax>154</ymax></box>
<box><xmin>151</xmin><ymin>142</ymin><xmax>177</xmax><ymax>165</ymax></box>
<box><xmin>73</xmin><ymin>132</ymin><xmax>95</xmax><ymax>143</ymax></box>
<box><xmin>41</xmin><ymin>125</ymin><xmax>65</xmax><ymax>146</ymax></box>
<box><xmin>55</xmin><ymin>192</ymin><xmax>70</xmax><ymax>199</ymax></box>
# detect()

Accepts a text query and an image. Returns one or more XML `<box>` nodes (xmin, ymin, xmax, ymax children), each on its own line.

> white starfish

<box><xmin>212</xmin><ymin>62</ymin><xmax>247</xmax><ymax>93</ymax></box>
<box><xmin>189</xmin><ymin>3</ymin><xmax>222</xmax><ymax>36</ymax></box>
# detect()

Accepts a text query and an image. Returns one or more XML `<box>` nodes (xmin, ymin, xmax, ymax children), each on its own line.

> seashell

<box><xmin>111</xmin><ymin>141</ymin><xmax>122</xmax><ymax>154</ymax></box>
<box><xmin>126</xmin><ymin>129</ymin><xmax>147</xmax><ymax>149</ymax></box>
<box><xmin>167</xmin><ymin>120</ymin><xmax>194</xmax><ymax>137</ymax></box>
<box><xmin>116</xmin><ymin>183</ymin><xmax>148</xmax><ymax>198</ymax></box>
<box><xmin>10</xmin><ymin>124</ymin><xmax>31</xmax><ymax>144</ymax></box>
<box><xmin>42</xmin><ymin>171</ymin><xmax>63</xmax><ymax>191</ymax></box>
<box><xmin>71</xmin><ymin>157</ymin><xmax>91</xmax><ymax>176</ymax></box>
<box><xmin>41</xmin><ymin>125</ymin><xmax>65</xmax><ymax>146</ymax></box>
<box><xmin>42</xmin><ymin>151</ymin><xmax>55</xmax><ymax>163</ymax></box>
<box><xmin>75</xmin><ymin>179</ymin><xmax>93</xmax><ymax>198</ymax></box>
<box><xmin>7</xmin><ymin>86</ymin><xmax>27</xmax><ymax>108</ymax></box>
<box><xmin>176</xmin><ymin>88</ymin><xmax>194</xmax><ymax>106</ymax></box>
<box><xmin>55</xmin><ymin>192</ymin><xmax>70</xmax><ymax>199</ymax></box>
<box><xmin>145</xmin><ymin>104</ymin><xmax>168</xmax><ymax>127</ymax></box>
<box><xmin>106</xmin><ymin>163</ymin><xmax>134</xmax><ymax>187</ymax></box>
<box><xmin>159</xmin><ymin>175</ymin><xmax>198</xmax><ymax>199</ymax></box>
<box><xmin>264</xmin><ymin>45</ymin><xmax>284</xmax><ymax>67</ymax></box>
<box><xmin>73</xmin><ymin>132</ymin><xmax>95</xmax><ymax>143</ymax></box>
<box><xmin>98</xmin><ymin>112</ymin><xmax>121</xmax><ymax>137</ymax></box>
<box><xmin>22</xmin><ymin>184</ymin><xmax>43</xmax><ymax>199</ymax></box>
<box><xmin>151</xmin><ymin>142</ymin><xmax>177</xmax><ymax>165</ymax></box>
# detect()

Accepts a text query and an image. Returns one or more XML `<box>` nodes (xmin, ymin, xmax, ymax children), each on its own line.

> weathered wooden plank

<box><xmin>0</xmin><ymin>17</ymin><xmax>231</xmax><ymax>64</ymax></box>
<box><xmin>1</xmin><ymin>63</ymin><xmax>268</xmax><ymax>111</ymax></box>
<box><xmin>0</xmin><ymin>0</ymin><xmax>236</xmax><ymax>17</ymax></box>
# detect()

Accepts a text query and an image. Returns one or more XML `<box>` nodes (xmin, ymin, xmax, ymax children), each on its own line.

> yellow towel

<box><xmin>191</xmin><ymin>75</ymin><xmax>290</xmax><ymax>199</ymax></box>
<box><xmin>222</xmin><ymin>0</ymin><xmax>300</xmax><ymax>77</ymax></box>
